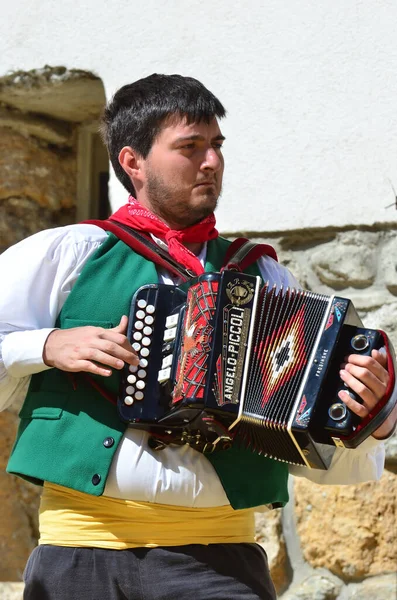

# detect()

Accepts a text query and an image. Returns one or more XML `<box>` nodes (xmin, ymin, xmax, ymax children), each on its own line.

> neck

<box><xmin>185</xmin><ymin>241</ymin><xmax>204</xmax><ymax>255</ymax></box>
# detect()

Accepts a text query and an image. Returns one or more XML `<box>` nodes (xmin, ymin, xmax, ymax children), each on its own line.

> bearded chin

<box><xmin>146</xmin><ymin>173</ymin><xmax>220</xmax><ymax>228</ymax></box>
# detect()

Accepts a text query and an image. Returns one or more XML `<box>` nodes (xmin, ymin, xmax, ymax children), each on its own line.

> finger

<box><xmin>339</xmin><ymin>368</ymin><xmax>382</xmax><ymax>409</ymax></box>
<box><xmin>372</xmin><ymin>348</ymin><xmax>387</xmax><ymax>369</ymax></box>
<box><xmin>83</xmin><ymin>348</ymin><xmax>128</xmax><ymax>370</ymax></box>
<box><xmin>96</xmin><ymin>339</ymin><xmax>139</xmax><ymax>366</ymax></box>
<box><xmin>338</xmin><ymin>389</ymin><xmax>369</xmax><ymax>419</ymax></box>
<box><xmin>112</xmin><ymin>315</ymin><xmax>129</xmax><ymax>334</ymax></box>
<box><xmin>342</xmin><ymin>363</ymin><xmax>388</xmax><ymax>398</ymax></box>
<box><xmin>344</xmin><ymin>353</ymin><xmax>389</xmax><ymax>384</ymax></box>
<box><xmin>72</xmin><ymin>360</ymin><xmax>113</xmax><ymax>377</ymax></box>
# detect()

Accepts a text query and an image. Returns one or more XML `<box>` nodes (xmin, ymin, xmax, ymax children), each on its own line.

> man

<box><xmin>0</xmin><ymin>74</ymin><xmax>396</xmax><ymax>600</ymax></box>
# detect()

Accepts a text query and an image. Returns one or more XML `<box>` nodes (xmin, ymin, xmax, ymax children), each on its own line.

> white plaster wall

<box><xmin>1</xmin><ymin>0</ymin><xmax>397</xmax><ymax>233</ymax></box>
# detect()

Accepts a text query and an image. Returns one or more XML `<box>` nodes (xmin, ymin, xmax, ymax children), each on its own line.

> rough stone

<box><xmin>0</xmin><ymin>410</ymin><xmax>40</xmax><ymax>581</ymax></box>
<box><xmin>345</xmin><ymin>573</ymin><xmax>397</xmax><ymax>599</ymax></box>
<box><xmin>294</xmin><ymin>470</ymin><xmax>397</xmax><ymax>581</ymax></box>
<box><xmin>379</xmin><ymin>236</ymin><xmax>397</xmax><ymax>296</ymax></box>
<box><xmin>310</xmin><ymin>231</ymin><xmax>378</xmax><ymax>289</ymax></box>
<box><xmin>0</xmin><ymin>582</ymin><xmax>24</xmax><ymax>600</ymax></box>
<box><xmin>255</xmin><ymin>509</ymin><xmax>290</xmax><ymax>594</ymax></box>
<box><xmin>0</xmin><ymin>196</ymin><xmax>76</xmax><ymax>252</ymax></box>
<box><xmin>0</xmin><ymin>128</ymin><xmax>76</xmax><ymax>210</ymax></box>
<box><xmin>280</xmin><ymin>573</ymin><xmax>343</xmax><ymax>600</ymax></box>
<box><xmin>363</xmin><ymin>302</ymin><xmax>397</xmax><ymax>350</ymax></box>
<box><xmin>0</xmin><ymin>107</ymin><xmax>74</xmax><ymax>146</ymax></box>
<box><xmin>0</xmin><ymin>66</ymin><xmax>105</xmax><ymax>122</ymax></box>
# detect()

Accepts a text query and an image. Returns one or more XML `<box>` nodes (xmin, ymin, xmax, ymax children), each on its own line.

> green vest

<box><xmin>7</xmin><ymin>233</ymin><xmax>289</xmax><ymax>510</ymax></box>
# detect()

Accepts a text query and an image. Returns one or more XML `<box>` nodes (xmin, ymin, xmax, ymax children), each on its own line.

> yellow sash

<box><xmin>39</xmin><ymin>483</ymin><xmax>256</xmax><ymax>548</ymax></box>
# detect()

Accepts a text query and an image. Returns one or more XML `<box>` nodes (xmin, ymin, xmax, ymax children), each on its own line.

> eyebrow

<box><xmin>174</xmin><ymin>134</ymin><xmax>226</xmax><ymax>144</ymax></box>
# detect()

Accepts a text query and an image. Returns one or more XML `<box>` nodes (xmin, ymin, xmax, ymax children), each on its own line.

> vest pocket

<box><xmin>62</xmin><ymin>318</ymin><xmax>114</xmax><ymax>329</ymax></box>
<box><xmin>19</xmin><ymin>391</ymin><xmax>68</xmax><ymax>420</ymax></box>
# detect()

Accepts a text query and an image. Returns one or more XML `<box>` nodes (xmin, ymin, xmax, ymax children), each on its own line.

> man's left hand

<box><xmin>338</xmin><ymin>349</ymin><xmax>397</xmax><ymax>439</ymax></box>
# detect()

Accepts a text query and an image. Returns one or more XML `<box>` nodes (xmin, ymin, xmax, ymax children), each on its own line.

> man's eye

<box><xmin>181</xmin><ymin>144</ymin><xmax>195</xmax><ymax>149</ymax></box>
<box><xmin>213</xmin><ymin>143</ymin><xmax>224</xmax><ymax>149</ymax></box>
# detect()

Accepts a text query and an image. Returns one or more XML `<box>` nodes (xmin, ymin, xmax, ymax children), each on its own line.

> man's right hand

<box><xmin>43</xmin><ymin>315</ymin><xmax>138</xmax><ymax>377</ymax></box>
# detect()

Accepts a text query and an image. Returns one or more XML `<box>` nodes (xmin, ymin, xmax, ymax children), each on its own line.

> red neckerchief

<box><xmin>110</xmin><ymin>196</ymin><xmax>218</xmax><ymax>276</ymax></box>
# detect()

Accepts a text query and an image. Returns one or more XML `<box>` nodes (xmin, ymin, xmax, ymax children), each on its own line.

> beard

<box><xmin>146</xmin><ymin>170</ymin><xmax>220</xmax><ymax>229</ymax></box>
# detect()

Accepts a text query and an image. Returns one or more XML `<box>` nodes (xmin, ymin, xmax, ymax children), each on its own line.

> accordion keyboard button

<box><xmin>140</xmin><ymin>348</ymin><xmax>150</xmax><ymax>358</ymax></box>
<box><xmin>137</xmin><ymin>369</ymin><xmax>147</xmax><ymax>379</ymax></box>
<box><xmin>129</xmin><ymin>364</ymin><xmax>138</xmax><ymax>373</ymax></box>
<box><xmin>124</xmin><ymin>396</ymin><xmax>134</xmax><ymax>405</ymax></box>
<box><xmin>139</xmin><ymin>358</ymin><xmax>148</xmax><ymax>368</ymax></box>
<box><xmin>144</xmin><ymin>315</ymin><xmax>154</xmax><ymax>325</ymax></box>
<box><xmin>135</xmin><ymin>321</ymin><xmax>144</xmax><ymax>330</ymax></box>
<box><xmin>142</xmin><ymin>337</ymin><xmax>151</xmax><ymax>347</ymax></box>
<box><xmin>132</xmin><ymin>342</ymin><xmax>141</xmax><ymax>352</ymax></box>
<box><xmin>127</xmin><ymin>374</ymin><xmax>137</xmax><ymax>384</ymax></box>
<box><xmin>126</xmin><ymin>385</ymin><xmax>135</xmax><ymax>395</ymax></box>
<box><xmin>146</xmin><ymin>305</ymin><xmax>155</xmax><ymax>314</ymax></box>
<box><xmin>163</xmin><ymin>327</ymin><xmax>177</xmax><ymax>341</ymax></box>
<box><xmin>161</xmin><ymin>355</ymin><xmax>173</xmax><ymax>369</ymax></box>
<box><xmin>137</xmin><ymin>299</ymin><xmax>147</xmax><ymax>309</ymax></box>
<box><xmin>143</xmin><ymin>326</ymin><xmax>152</xmax><ymax>336</ymax></box>
<box><xmin>136</xmin><ymin>310</ymin><xmax>146</xmax><ymax>319</ymax></box>
<box><xmin>158</xmin><ymin>367</ymin><xmax>171</xmax><ymax>383</ymax></box>
<box><xmin>135</xmin><ymin>391</ymin><xmax>144</xmax><ymax>401</ymax></box>
<box><xmin>136</xmin><ymin>380</ymin><xmax>146</xmax><ymax>390</ymax></box>
<box><xmin>165</xmin><ymin>314</ymin><xmax>179</xmax><ymax>328</ymax></box>
<box><xmin>133</xmin><ymin>332</ymin><xmax>142</xmax><ymax>341</ymax></box>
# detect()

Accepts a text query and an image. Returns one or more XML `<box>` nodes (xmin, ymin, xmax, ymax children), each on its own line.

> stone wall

<box><xmin>0</xmin><ymin>66</ymin><xmax>396</xmax><ymax>599</ymax></box>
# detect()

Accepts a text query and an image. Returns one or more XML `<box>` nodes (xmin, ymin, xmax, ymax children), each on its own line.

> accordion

<box><xmin>117</xmin><ymin>270</ymin><xmax>394</xmax><ymax>469</ymax></box>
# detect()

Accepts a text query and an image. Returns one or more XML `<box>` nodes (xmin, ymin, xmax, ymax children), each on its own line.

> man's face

<box><xmin>138</xmin><ymin>117</ymin><xmax>225</xmax><ymax>229</ymax></box>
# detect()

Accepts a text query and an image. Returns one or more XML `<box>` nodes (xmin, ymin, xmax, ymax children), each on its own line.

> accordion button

<box><xmin>143</xmin><ymin>326</ymin><xmax>152</xmax><ymax>336</ymax></box>
<box><xmin>142</xmin><ymin>337</ymin><xmax>151</xmax><ymax>347</ymax></box>
<box><xmin>138</xmin><ymin>369</ymin><xmax>147</xmax><ymax>379</ymax></box>
<box><xmin>163</xmin><ymin>327</ymin><xmax>176</xmax><ymax>341</ymax></box>
<box><xmin>136</xmin><ymin>380</ymin><xmax>146</xmax><ymax>390</ymax></box>
<box><xmin>137</xmin><ymin>299</ymin><xmax>147</xmax><ymax>309</ymax></box>
<box><xmin>140</xmin><ymin>348</ymin><xmax>150</xmax><ymax>358</ymax></box>
<box><xmin>129</xmin><ymin>364</ymin><xmax>138</xmax><ymax>373</ymax></box>
<box><xmin>158</xmin><ymin>367</ymin><xmax>171</xmax><ymax>383</ymax></box>
<box><xmin>133</xmin><ymin>332</ymin><xmax>142</xmax><ymax>341</ymax></box>
<box><xmin>165</xmin><ymin>314</ymin><xmax>179</xmax><ymax>328</ymax></box>
<box><xmin>132</xmin><ymin>343</ymin><xmax>141</xmax><ymax>352</ymax></box>
<box><xmin>136</xmin><ymin>310</ymin><xmax>145</xmax><ymax>320</ymax></box>
<box><xmin>124</xmin><ymin>396</ymin><xmax>134</xmax><ymax>405</ymax></box>
<box><xmin>146</xmin><ymin>305</ymin><xmax>155</xmax><ymax>314</ymax></box>
<box><xmin>139</xmin><ymin>358</ymin><xmax>148</xmax><ymax>368</ymax></box>
<box><xmin>135</xmin><ymin>321</ymin><xmax>144</xmax><ymax>330</ymax></box>
<box><xmin>127</xmin><ymin>374</ymin><xmax>137</xmax><ymax>384</ymax></box>
<box><xmin>161</xmin><ymin>355</ymin><xmax>173</xmax><ymax>369</ymax></box>
<box><xmin>126</xmin><ymin>385</ymin><xmax>135</xmax><ymax>395</ymax></box>
<box><xmin>135</xmin><ymin>391</ymin><xmax>144</xmax><ymax>401</ymax></box>
<box><xmin>144</xmin><ymin>315</ymin><xmax>154</xmax><ymax>325</ymax></box>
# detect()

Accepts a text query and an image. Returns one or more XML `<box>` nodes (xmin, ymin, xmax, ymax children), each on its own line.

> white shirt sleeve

<box><xmin>0</xmin><ymin>224</ymin><xmax>107</xmax><ymax>411</ymax></box>
<box><xmin>256</xmin><ymin>254</ymin><xmax>385</xmax><ymax>484</ymax></box>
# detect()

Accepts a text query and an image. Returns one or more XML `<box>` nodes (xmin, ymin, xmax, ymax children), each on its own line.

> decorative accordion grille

<box><xmin>237</xmin><ymin>284</ymin><xmax>330</xmax><ymax>463</ymax></box>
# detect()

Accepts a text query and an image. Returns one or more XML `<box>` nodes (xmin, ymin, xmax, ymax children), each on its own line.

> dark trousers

<box><xmin>23</xmin><ymin>543</ymin><xmax>277</xmax><ymax>600</ymax></box>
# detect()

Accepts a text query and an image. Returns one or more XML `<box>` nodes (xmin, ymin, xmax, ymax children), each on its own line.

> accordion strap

<box><xmin>222</xmin><ymin>237</ymin><xmax>278</xmax><ymax>272</ymax></box>
<box><xmin>83</xmin><ymin>219</ymin><xmax>194</xmax><ymax>281</ymax></box>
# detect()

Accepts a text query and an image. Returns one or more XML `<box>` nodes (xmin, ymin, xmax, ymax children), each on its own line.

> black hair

<box><xmin>100</xmin><ymin>73</ymin><xmax>226</xmax><ymax>194</ymax></box>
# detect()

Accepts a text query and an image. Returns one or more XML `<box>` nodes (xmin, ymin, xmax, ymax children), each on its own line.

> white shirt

<box><xmin>0</xmin><ymin>224</ymin><xmax>385</xmax><ymax>507</ymax></box>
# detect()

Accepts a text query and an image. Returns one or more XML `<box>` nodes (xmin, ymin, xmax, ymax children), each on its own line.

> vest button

<box><xmin>103</xmin><ymin>437</ymin><xmax>115</xmax><ymax>448</ymax></box>
<box><xmin>92</xmin><ymin>474</ymin><xmax>101</xmax><ymax>486</ymax></box>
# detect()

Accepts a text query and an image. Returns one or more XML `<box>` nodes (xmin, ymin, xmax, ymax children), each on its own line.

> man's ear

<box><xmin>118</xmin><ymin>146</ymin><xmax>144</xmax><ymax>184</ymax></box>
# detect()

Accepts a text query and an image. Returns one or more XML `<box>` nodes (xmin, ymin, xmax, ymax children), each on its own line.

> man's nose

<box><xmin>201</xmin><ymin>148</ymin><xmax>223</xmax><ymax>172</ymax></box>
